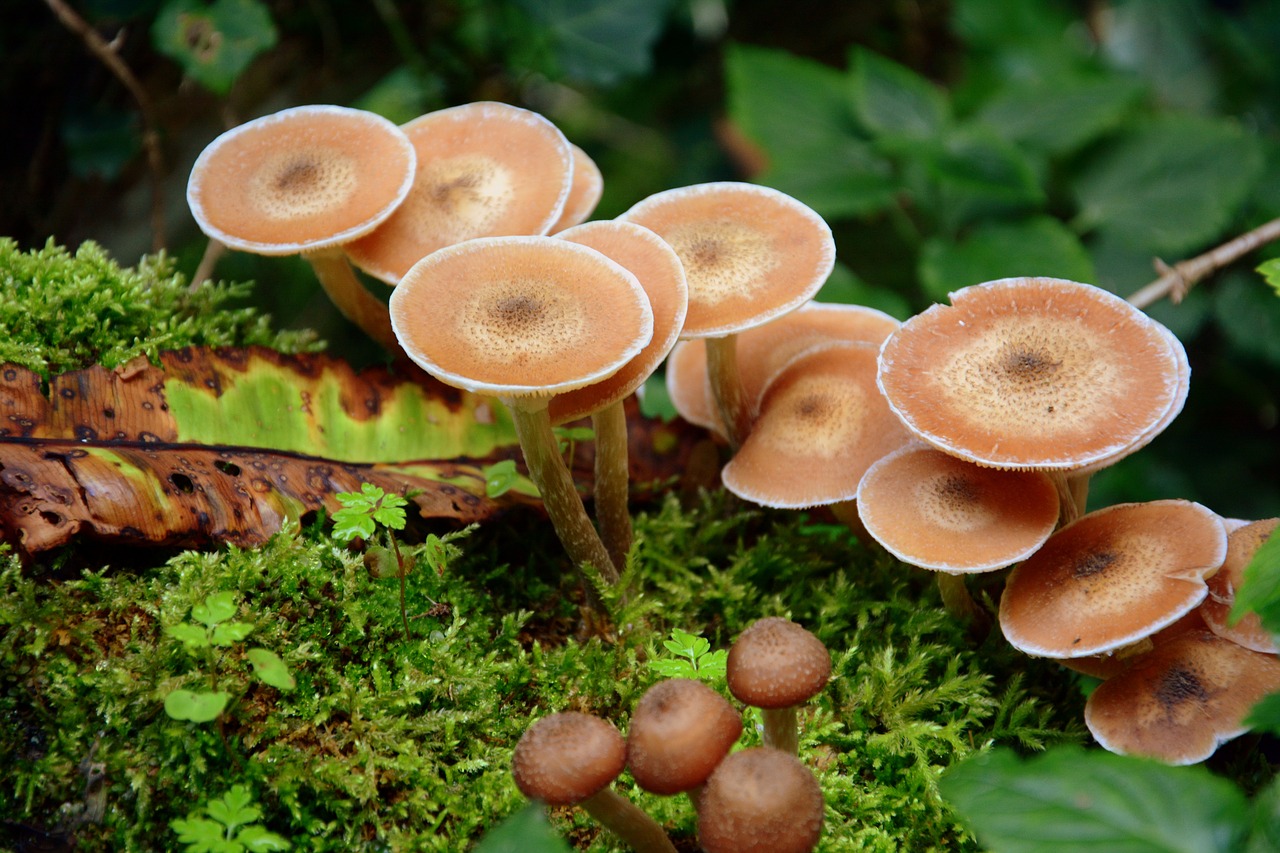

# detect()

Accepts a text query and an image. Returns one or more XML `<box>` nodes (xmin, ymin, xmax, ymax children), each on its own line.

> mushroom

<box><xmin>512</xmin><ymin>712</ymin><xmax>676</xmax><ymax>853</ymax></box>
<box><xmin>620</xmin><ymin>181</ymin><xmax>835</xmax><ymax>446</ymax></box>
<box><xmin>666</xmin><ymin>301</ymin><xmax>900</xmax><ymax>440</ymax></box>
<box><xmin>389</xmin><ymin>235</ymin><xmax>653</xmax><ymax>606</ymax></box>
<box><xmin>855</xmin><ymin>444</ymin><xmax>1060</xmax><ymax>625</ymax></box>
<box><xmin>1200</xmin><ymin>518</ymin><xmax>1279</xmax><ymax>654</ymax></box>
<box><xmin>876</xmin><ymin>277</ymin><xmax>1189</xmax><ymax>523</ymax></box>
<box><xmin>626</xmin><ymin>678</ymin><xmax>742</xmax><ymax>804</ymax></box>
<box><xmin>549</xmin><ymin>143</ymin><xmax>605</xmax><ymax>233</ymax></box>
<box><xmin>187</xmin><ymin>104</ymin><xmax>416</xmax><ymax>352</ymax></box>
<box><xmin>697</xmin><ymin>747</ymin><xmax>825</xmax><ymax>853</ymax></box>
<box><xmin>725</xmin><ymin>617</ymin><xmax>831</xmax><ymax>754</ymax></box>
<box><xmin>345</xmin><ymin>101</ymin><xmax>574</xmax><ymax>284</ymax></box>
<box><xmin>550</xmin><ymin>220</ymin><xmax>688</xmax><ymax>569</ymax></box>
<box><xmin>1083</xmin><ymin>628</ymin><xmax>1280</xmax><ymax>764</ymax></box>
<box><xmin>998</xmin><ymin>500</ymin><xmax>1228</xmax><ymax>660</ymax></box>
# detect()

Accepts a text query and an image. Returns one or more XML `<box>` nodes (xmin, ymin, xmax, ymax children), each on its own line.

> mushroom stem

<box><xmin>304</xmin><ymin>248</ymin><xmax>402</xmax><ymax>355</ymax></box>
<box><xmin>936</xmin><ymin>572</ymin><xmax>990</xmax><ymax>633</ymax></box>
<box><xmin>592</xmin><ymin>402</ymin><xmax>634</xmax><ymax>573</ymax></box>
<box><xmin>1047</xmin><ymin>470</ymin><xmax>1081</xmax><ymax>527</ymax></box>
<box><xmin>761</xmin><ymin>705</ymin><xmax>801</xmax><ymax>754</ymax></box>
<box><xmin>1067</xmin><ymin>472</ymin><xmax>1091</xmax><ymax>518</ymax></box>
<box><xmin>705</xmin><ymin>335</ymin><xmax>751</xmax><ymax>449</ymax></box>
<box><xmin>508</xmin><ymin>400</ymin><xmax>620</xmax><ymax>598</ymax></box>
<box><xmin>579</xmin><ymin>788</ymin><xmax>678</xmax><ymax>853</ymax></box>
<box><xmin>829</xmin><ymin>500</ymin><xmax>873</xmax><ymax>545</ymax></box>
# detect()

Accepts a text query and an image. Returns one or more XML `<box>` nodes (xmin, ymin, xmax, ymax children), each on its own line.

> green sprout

<box><xmin>647</xmin><ymin>627</ymin><xmax>728</xmax><ymax>683</ymax></box>
<box><xmin>170</xmin><ymin>784</ymin><xmax>291</xmax><ymax>852</ymax></box>
<box><xmin>333</xmin><ymin>483</ymin><xmax>414</xmax><ymax>639</ymax></box>
<box><xmin>482</xmin><ymin>459</ymin><xmax>520</xmax><ymax>498</ymax></box>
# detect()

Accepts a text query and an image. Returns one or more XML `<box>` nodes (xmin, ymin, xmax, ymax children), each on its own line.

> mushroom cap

<box><xmin>721</xmin><ymin>343</ymin><xmax>913</xmax><ymax>509</ymax></box>
<box><xmin>345</xmin><ymin>101</ymin><xmax>573</xmax><ymax>283</ymax></box>
<box><xmin>666</xmin><ymin>301</ymin><xmax>900</xmax><ymax>437</ymax></box>
<box><xmin>999</xmin><ymin>500</ymin><xmax>1228</xmax><ymax>658</ymax></box>
<box><xmin>626</xmin><ymin>678</ymin><xmax>743</xmax><ymax>795</ymax></box>
<box><xmin>619</xmin><ymin>182</ymin><xmax>835</xmax><ymax>338</ymax></box>
<box><xmin>697</xmin><ymin>747</ymin><xmax>825</xmax><ymax>853</ymax></box>
<box><xmin>1053</xmin><ymin>609</ymin><xmax>1208</xmax><ymax>681</ymax></box>
<box><xmin>1083</xmin><ymin>628</ymin><xmax>1280</xmax><ymax>765</ymax></box>
<box><xmin>512</xmin><ymin>712</ymin><xmax>627</xmax><ymax>805</ymax></box>
<box><xmin>187</xmin><ymin>104</ymin><xmax>416</xmax><ymax>255</ymax></box>
<box><xmin>547</xmin><ymin>220</ymin><xmax>689</xmax><ymax>424</ymax></box>
<box><xmin>855</xmin><ymin>444</ymin><xmax>1060</xmax><ymax>574</ymax></box>
<box><xmin>726</xmin><ymin>617</ymin><xmax>831</xmax><ymax>709</ymax></box>
<box><xmin>549</xmin><ymin>143</ymin><xmax>604</xmax><ymax>233</ymax></box>
<box><xmin>1201</xmin><ymin>518</ymin><xmax>1279</xmax><ymax>654</ymax></box>
<box><xmin>877</xmin><ymin>277</ymin><xmax>1187</xmax><ymax>470</ymax></box>
<box><xmin>389</xmin><ymin>236</ymin><xmax>653</xmax><ymax>399</ymax></box>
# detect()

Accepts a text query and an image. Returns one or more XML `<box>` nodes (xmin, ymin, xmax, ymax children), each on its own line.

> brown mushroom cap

<box><xmin>999</xmin><ymin>500</ymin><xmax>1228</xmax><ymax>658</ymax></box>
<box><xmin>697</xmin><ymin>747</ymin><xmax>825</xmax><ymax>853</ymax></box>
<box><xmin>1083</xmin><ymin>628</ymin><xmax>1280</xmax><ymax>764</ymax></box>
<box><xmin>345</xmin><ymin>101</ymin><xmax>573</xmax><ymax>283</ymax></box>
<box><xmin>1201</xmin><ymin>518</ymin><xmax>1279</xmax><ymax>654</ymax></box>
<box><xmin>512</xmin><ymin>712</ymin><xmax>627</xmax><ymax>805</ymax></box>
<box><xmin>666</xmin><ymin>302</ymin><xmax>900</xmax><ymax>437</ymax></box>
<box><xmin>619</xmin><ymin>182</ymin><xmax>835</xmax><ymax>338</ymax></box>
<box><xmin>855</xmin><ymin>444</ymin><xmax>1060</xmax><ymax>573</ymax></box>
<box><xmin>388</xmin><ymin>236</ymin><xmax>653</xmax><ymax>399</ymax></box>
<box><xmin>547</xmin><ymin>220</ymin><xmax>688</xmax><ymax>424</ymax></box>
<box><xmin>877</xmin><ymin>277</ymin><xmax>1187</xmax><ymax>470</ymax></box>
<box><xmin>721</xmin><ymin>343</ymin><xmax>913</xmax><ymax>508</ymax></box>
<box><xmin>549</xmin><ymin>143</ymin><xmax>604</xmax><ymax>233</ymax></box>
<box><xmin>726</xmin><ymin>618</ymin><xmax>831</xmax><ymax>709</ymax></box>
<box><xmin>626</xmin><ymin>678</ymin><xmax>743</xmax><ymax>795</ymax></box>
<box><xmin>187</xmin><ymin>104</ymin><xmax>416</xmax><ymax>254</ymax></box>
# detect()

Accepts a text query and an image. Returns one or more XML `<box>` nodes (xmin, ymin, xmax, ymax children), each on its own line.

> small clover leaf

<box><xmin>165</xmin><ymin>689</ymin><xmax>230</xmax><ymax>722</ymax></box>
<box><xmin>209</xmin><ymin>621</ymin><xmax>254</xmax><ymax>647</ymax></box>
<box><xmin>192</xmin><ymin>591</ymin><xmax>239</xmax><ymax>627</ymax></box>
<box><xmin>167</xmin><ymin>623</ymin><xmax>212</xmax><ymax>650</ymax></box>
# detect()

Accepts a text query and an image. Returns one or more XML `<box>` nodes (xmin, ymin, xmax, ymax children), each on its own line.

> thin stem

<box><xmin>1127</xmin><ymin>216</ymin><xmax>1280</xmax><ymax>310</ymax></box>
<box><xmin>705</xmin><ymin>334</ymin><xmax>749</xmax><ymax>449</ymax></box>
<box><xmin>592</xmin><ymin>403</ymin><xmax>633</xmax><ymax>572</ymax></box>
<box><xmin>936</xmin><ymin>572</ymin><xmax>990</xmax><ymax>633</ymax></box>
<box><xmin>1047</xmin><ymin>470</ymin><xmax>1080</xmax><ymax>527</ymax></box>
<box><xmin>304</xmin><ymin>249</ymin><xmax>402</xmax><ymax>355</ymax></box>
<box><xmin>579</xmin><ymin>789</ymin><xmax>677</xmax><ymax>853</ymax></box>
<box><xmin>760</xmin><ymin>705</ymin><xmax>800</xmax><ymax>754</ymax></box>
<box><xmin>42</xmin><ymin>0</ymin><xmax>167</xmax><ymax>250</ymax></box>
<box><xmin>389</xmin><ymin>531</ymin><xmax>411</xmax><ymax>640</ymax></box>
<box><xmin>190</xmin><ymin>239</ymin><xmax>228</xmax><ymax>290</ymax></box>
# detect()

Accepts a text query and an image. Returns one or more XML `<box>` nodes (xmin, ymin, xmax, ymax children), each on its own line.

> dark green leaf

<box><xmin>941</xmin><ymin>747</ymin><xmax>1249</xmax><ymax>853</ymax></box>
<box><xmin>164</xmin><ymin>689</ymin><xmax>230</xmax><ymax>722</ymax></box>
<box><xmin>354</xmin><ymin>66</ymin><xmax>442</xmax><ymax>125</ymax></box>
<box><xmin>246</xmin><ymin>648</ymin><xmax>295</xmax><ymax>691</ymax></box>
<box><xmin>1246</xmin><ymin>692</ymin><xmax>1280</xmax><ymax>737</ymax></box>
<box><xmin>1072</xmin><ymin>116</ymin><xmax>1265</xmax><ymax>254</ymax></box>
<box><xmin>816</xmin><ymin>263</ymin><xmax>913</xmax><ymax>320</ymax></box>
<box><xmin>473</xmin><ymin>804</ymin><xmax>571</xmax><ymax>853</ymax></box>
<box><xmin>1212</xmin><ymin>275</ymin><xmax>1280</xmax><ymax>368</ymax></box>
<box><xmin>976</xmin><ymin>75</ymin><xmax>1144</xmax><ymax>156</ymax></box>
<box><xmin>918</xmin><ymin>217</ymin><xmax>1095</xmax><ymax>302</ymax></box>
<box><xmin>61</xmin><ymin>107</ymin><xmax>141</xmax><ymax>180</ymax></box>
<box><xmin>929</xmin><ymin>127</ymin><xmax>1045</xmax><ymax>231</ymax></box>
<box><xmin>510</xmin><ymin>0</ymin><xmax>674</xmax><ymax>86</ymax></box>
<box><xmin>849</xmin><ymin>47</ymin><xmax>949</xmax><ymax>142</ymax></box>
<box><xmin>151</xmin><ymin>0</ymin><xmax>278</xmax><ymax>95</ymax></box>
<box><xmin>725</xmin><ymin>44</ymin><xmax>896</xmax><ymax>218</ymax></box>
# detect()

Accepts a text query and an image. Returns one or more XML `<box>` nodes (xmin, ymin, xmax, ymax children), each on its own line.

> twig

<box><xmin>1127</xmin><ymin>216</ymin><xmax>1280</xmax><ymax>310</ymax></box>
<box><xmin>42</xmin><ymin>0</ymin><xmax>168</xmax><ymax>251</ymax></box>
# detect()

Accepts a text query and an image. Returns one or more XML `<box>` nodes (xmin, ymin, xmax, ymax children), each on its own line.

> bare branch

<box><xmin>1128</xmin><ymin>217</ymin><xmax>1280</xmax><ymax>310</ymax></box>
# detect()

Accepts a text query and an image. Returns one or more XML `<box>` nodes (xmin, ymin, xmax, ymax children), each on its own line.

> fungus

<box><xmin>697</xmin><ymin>747</ymin><xmax>825</xmax><ymax>853</ymax></box>
<box><xmin>551</xmin><ymin>220</ymin><xmax>688</xmax><ymax>568</ymax></box>
<box><xmin>1083</xmin><ymin>628</ymin><xmax>1280</xmax><ymax>764</ymax></box>
<box><xmin>345</xmin><ymin>101</ymin><xmax>573</xmax><ymax>284</ymax></box>
<box><xmin>620</xmin><ymin>181</ymin><xmax>835</xmax><ymax>446</ymax></box>
<box><xmin>626</xmin><ymin>678</ymin><xmax>742</xmax><ymax>800</ymax></box>
<box><xmin>187</xmin><ymin>104</ymin><xmax>415</xmax><ymax>352</ymax></box>
<box><xmin>549</xmin><ymin>143</ymin><xmax>604</xmax><ymax>233</ymax></box>
<box><xmin>513</xmin><ymin>712</ymin><xmax>676</xmax><ymax>853</ymax></box>
<box><xmin>998</xmin><ymin>500</ymin><xmax>1228</xmax><ymax>659</ymax></box>
<box><xmin>1201</xmin><ymin>518</ymin><xmax>1279</xmax><ymax>654</ymax></box>
<box><xmin>389</xmin><ymin>236</ymin><xmax>653</xmax><ymax>604</ymax></box>
<box><xmin>725</xmin><ymin>617</ymin><xmax>831</xmax><ymax>754</ymax></box>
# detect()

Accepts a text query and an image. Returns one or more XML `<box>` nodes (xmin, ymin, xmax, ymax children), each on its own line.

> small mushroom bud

<box><xmin>727</xmin><ymin>617</ymin><xmax>831</xmax><ymax>754</ymax></box>
<box><xmin>626</xmin><ymin>678</ymin><xmax>742</xmax><ymax>804</ymax></box>
<box><xmin>512</xmin><ymin>712</ymin><xmax>675</xmax><ymax>853</ymax></box>
<box><xmin>697</xmin><ymin>747</ymin><xmax>825</xmax><ymax>853</ymax></box>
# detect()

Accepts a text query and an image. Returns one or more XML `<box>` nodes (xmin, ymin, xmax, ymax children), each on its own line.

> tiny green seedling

<box><xmin>482</xmin><ymin>459</ymin><xmax>520</xmax><ymax>498</ymax></box>
<box><xmin>554</xmin><ymin>424</ymin><xmax>595</xmax><ymax>463</ymax></box>
<box><xmin>647</xmin><ymin>627</ymin><xmax>728</xmax><ymax>683</ymax></box>
<box><xmin>170</xmin><ymin>784</ymin><xmax>291</xmax><ymax>852</ymax></box>
<box><xmin>164</xmin><ymin>591</ymin><xmax>295</xmax><ymax>723</ymax></box>
<box><xmin>333</xmin><ymin>483</ymin><xmax>414</xmax><ymax>639</ymax></box>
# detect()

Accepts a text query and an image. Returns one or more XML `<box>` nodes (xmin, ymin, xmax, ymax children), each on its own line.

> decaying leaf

<box><xmin>0</xmin><ymin>347</ymin><xmax>703</xmax><ymax>559</ymax></box>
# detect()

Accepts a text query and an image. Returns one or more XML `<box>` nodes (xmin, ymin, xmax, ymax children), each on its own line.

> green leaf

<box><xmin>151</xmin><ymin>0</ymin><xmax>278</xmax><ymax>95</ymax></box>
<box><xmin>167</xmin><ymin>622</ymin><xmax>211</xmax><ymax>649</ymax></box>
<box><xmin>849</xmin><ymin>47</ymin><xmax>950</xmax><ymax>142</ymax></box>
<box><xmin>483</xmin><ymin>459</ymin><xmax>520</xmax><ymax>499</ymax></box>
<box><xmin>235</xmin><ymin>825</ymin><xmax>291</xmax><ymax>851</ymax></box>
<box><xmin>1212</xmin><ymin>275</ymin><xmax>1280</xmax><ymax>369</ymax></box>
<box><xmin>1247</xmin><ymin>776</ymin><xmax>1280</xmax><ymax>853</ymax></box>
<box><xmin>696</xmin><ymin>649</ymin><xmax>728</xmax><ymax>679</ymax></box>
<box><xmin>940</xmin><ymin>747</ymin><xmax>1250</xmax><ymax>853</ymax></box>
<box><xmin>1229</xmin><ymin>522</ymin><xmax>1280</xmax><ymax>634</ymax></box>
<box><xmin>647</xmin><ymin>658</ymin><xmax>696</xmax><ymax>678</ymax></box>
<box><xmin>725</xmin><ymin>43</ymin><xmax>896</xmax><ymax>218</ymax></box>
<box><xmin>816</xmin><ymin>262</ymin><xmax>913</xmax><ymax>320</ymax></box>
<box><xmin>1259</xmin><ymin>259</ymin><xmax>1280</xmax><ymax>298</ymax></box>
<box><xmin>928</xmin><ymin>127</ymin><xmax>1045</xmax><ymax>231</ymax></box>
<box><xmin>474</xmin><ymin>803</ymin><xmax>572</xmax><ymax>853</ymax></box>
<box><xmin>164</xmin><ymin>689</ymin><xmax>231</xmax><ymax>722</ymax></box>
<box><xmin>209</xmin><ymin>620</ymin><xmax>254</xmax><ymax>646</ymax></box>
<box><xmin>207</xmin><ymin>784</ymin><xmax>261</xmax><ymax>831</ymax></box>
<box><xmin>171</xmin><ymin>816</ymin><xmax>230</xmax><ymax>852</ymax></box>
<box><xmin>1072</xmin><ymin>115</ymin><xmax>1265</xmax><ymax>254</ymax></box>
<box><xmin>1246</xmin><ymin>691</ymin><xmax>1280</xmax><ymax>737</ymax></box>
<box><xmin>918</xmin><ymin>217</ymin><xmax>1096</xmax><ymax>302</ymax></box>
<box><xmin>246</xmin><ymin>648</ymin><xmax>295</xmax><ymax>691</ymax></box>
<box><xmin>976</xmin><ymin>74</ymin><xmax>1144</xmax><ymax>156</ymax></box>
<box><xmin>192</xmin><ymin>591</ymin><xmax>238</xmax><ymax>627</ymax></box>
<box><xmin>510</xmin><ymin>0</ymin><xmax>675</xmax><ymax>86</ymax></box>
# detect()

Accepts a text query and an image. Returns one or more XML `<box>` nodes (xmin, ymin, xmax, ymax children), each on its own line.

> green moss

<box><xmin>0</xmin><ymin>491</ymin><xmax>1088</xmax><ymax>852</ymax></box>
<box><xmin>0</xmin><ymin>238</ymin><xmax>320</xmax><ymax>380</ymax></box>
